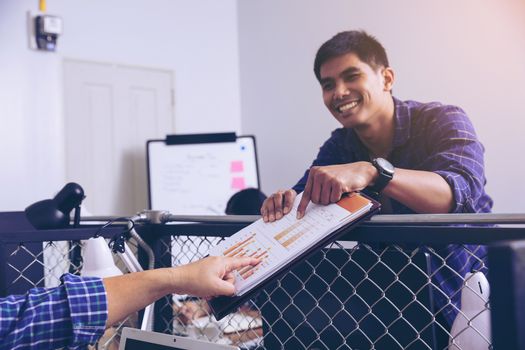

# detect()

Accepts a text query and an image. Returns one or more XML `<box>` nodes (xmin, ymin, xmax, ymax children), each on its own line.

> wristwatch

<box><xmin>370</xmin><ymin>158</ymin><xmax>395</xmax><ymax>193</ymax></box>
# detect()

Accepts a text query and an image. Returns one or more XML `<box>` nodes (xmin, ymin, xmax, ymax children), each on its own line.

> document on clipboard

<box><xmin>208</xmin><ymin>192</ymin><xmax>380</xmax><ymax>319</ymax></box>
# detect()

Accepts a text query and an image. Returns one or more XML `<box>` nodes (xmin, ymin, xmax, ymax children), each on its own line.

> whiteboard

<box><xmin>147</xmin><ymin>134</ymin><xmax>260</xmax><ymax>215</ymax></box>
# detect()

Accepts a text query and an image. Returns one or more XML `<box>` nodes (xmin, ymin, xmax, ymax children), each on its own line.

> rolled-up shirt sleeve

<box><xmin>421</xmin><ymin>106</ymin><xmax>492</xmax><ymax>213</ymax></box>
<box><xmin>63</xmin><ymin>274</ymin><xmax>108</xmax><ymax>347</ymax></box>
<box><xmin>0</xmin><ymin>273</ymin><xmax>107</xmax><ymax>350</ymax></box>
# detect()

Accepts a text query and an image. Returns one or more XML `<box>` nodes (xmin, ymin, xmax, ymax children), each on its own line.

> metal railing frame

<box><xmin>2</xmin><ymin>212</ymin><xmax>525</xmax><ymax>349</ymax></box>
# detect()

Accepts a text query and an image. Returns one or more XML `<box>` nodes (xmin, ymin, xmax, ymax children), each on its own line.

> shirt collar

<box><xmin>345</xmin><ymin>96</ymin><xmax>412</xmax><ymax>159</ymax></box>
<box><xmin>345</xmin><ymin>128</ymin><xmax>369</xmax><ymax>160</ymax></box>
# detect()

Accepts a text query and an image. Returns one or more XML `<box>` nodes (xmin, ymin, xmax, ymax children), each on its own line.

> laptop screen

<box><xmin>124</xmin><ymin>338</ymin><xmax>186</xmax><ymax>350</ymax></box>
<box><xmin>119</xmin><ymin>328</ymin><xmax>239</xmax><ymax>350</ymax></box>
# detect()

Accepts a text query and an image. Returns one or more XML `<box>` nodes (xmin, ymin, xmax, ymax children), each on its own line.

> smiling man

<box><xmin>262</xmin><ymin>30</ymin><xmax>492</xmax><ymax>220</ymax></box>
<box><xmin>260</xmin><ymin>30</ymin><xmax>492</xmax><ymax>347</ymax></box>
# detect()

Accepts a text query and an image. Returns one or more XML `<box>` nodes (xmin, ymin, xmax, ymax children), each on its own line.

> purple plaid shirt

<box><xmin>0</xmin><ymin>274</ymin><xmax>107</xmax><ymax>350</ymax></box>
<box><xmin>293</xmin><ymin>97</ymin><xmax>493</xmax><ymax>325</ymax></box>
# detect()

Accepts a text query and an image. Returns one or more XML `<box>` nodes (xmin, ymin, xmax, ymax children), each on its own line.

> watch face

<box><xmin>376</xmin><ymin>158</ymin><xmax>395</xmax><ymax>175</ymax></box>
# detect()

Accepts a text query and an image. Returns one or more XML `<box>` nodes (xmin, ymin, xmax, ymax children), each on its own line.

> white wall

<box><xmin>0</xmin><ymin>0</ymin><xmax>242</xmax><ymax>211</ymax></box>
<box><xmin>238</xmin><ymin>0</ymin><xmax>525</xmax><ymax>213</ymax></box>
<box><xmin>2</xmin><ymin>0</ymin><xmax>524</xmax><ymax>213</ymax></box>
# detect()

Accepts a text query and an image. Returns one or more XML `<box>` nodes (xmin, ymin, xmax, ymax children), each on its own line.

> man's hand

<box><xmin>297</xmin><ymin>162</ymin><xmax>377</xmax><ymax>218</ymax></box>
<box><xmin>103</xmin><ymin>256</ymin><xmax>259</xmax><ymax>327</ymax></box>
<box><xmin>260</xmin><ymin>189</ymin><xmax>297</xmax><ymax>222</ymax></box>
<box><xmin>173</xmin><ymin>256</ymin><xmax>260</xmax><ymax>297</ymax></box>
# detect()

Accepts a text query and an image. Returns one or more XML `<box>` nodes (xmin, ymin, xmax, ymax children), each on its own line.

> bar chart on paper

<box><xmin>210</xmin><ymin>193</ymin><xmax>374</xmax><ymax>295</ymax></box>
<box><xmin>272</xmin><ymin>208</ymin><xmax>338</xmax><ymax>251</ymax></box>
<box><xmin>222</xmin><ymin>232</ymin><xmax>276</xmax><ymax>280</ymax></box>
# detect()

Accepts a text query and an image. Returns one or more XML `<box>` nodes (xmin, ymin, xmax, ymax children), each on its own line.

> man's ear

<box><xmin>382</xmin><ymin>67</ymin><xmax>395</xmax><ymax>92</ymax></box>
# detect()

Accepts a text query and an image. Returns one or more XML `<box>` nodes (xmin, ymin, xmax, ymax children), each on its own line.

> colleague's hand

<box><xmin>103</xmin><ymin>256</ymin><xmax>258</xmax><ymax>327</ymax></box>
<box><xmin>260</xmin><ymin>189</ymin><xmax>297</xmax><ymax>222</ymax></box>
<box><xmin>172</xmin><ymin>256</ymin><xmax>260</xmax><ymax>298</ymax></box>
<box><xmin>297</xmin><ymin>162</ymin><xmax>377</xmax><ymax>219</ymax></box>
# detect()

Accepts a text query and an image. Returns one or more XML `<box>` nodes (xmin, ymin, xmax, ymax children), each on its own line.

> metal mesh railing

<box><xmin>147</xmin><ymin>230</ymin><xmax>491</xmax><ymax>350</ymax></box>
<box><xmin>3</xmin><ymin>236</ymin><xmax>140</xmax><ymax>350</ymax></box>
<box><xmin>5</xmin><ymin>241</ymin><xmax>83</xmax><ymax>292</ymax></box>
<box><xmin>152</xmin><ymin>234</ymin><xmax>265</xmax><ymax>348</ymax></box>
<box><xmin>0</xmin><ymin>220</ymin><xmax>500</xmax><ymax>349</ymax></box>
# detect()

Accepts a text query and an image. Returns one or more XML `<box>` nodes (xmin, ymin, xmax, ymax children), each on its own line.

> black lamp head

<box><xmin>25</xmin><ymin>182</ymin><xmax>85</xmax><ymax>229</ymax></box>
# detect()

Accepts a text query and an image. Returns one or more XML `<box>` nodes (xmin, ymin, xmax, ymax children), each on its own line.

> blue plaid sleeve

<box><xmin>420</xmin><ymin>106</ymin><xmax>492</xmax><ymax>213</ymax></box>
<box><xmin>0</xmin><ymin>273</ymin><xmax>108</xmax><ymax>350</ymax></box>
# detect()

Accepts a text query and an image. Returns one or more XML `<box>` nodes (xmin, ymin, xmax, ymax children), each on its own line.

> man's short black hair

<box><xmin>314</xmin><ymin>30</ymin><xmax>389</xmax><ymax>81</ymax></box>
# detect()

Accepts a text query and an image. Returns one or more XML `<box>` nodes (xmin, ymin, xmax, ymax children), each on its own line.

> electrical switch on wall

<box><xmin>34</xmin><ymin>14</ymin><xmax>62</xmax><ymax>51</ymax></box>
<box><xmin>27</xmin><ymin>0</ymin><xmax>63</xmax><ymax>52</ymax></box>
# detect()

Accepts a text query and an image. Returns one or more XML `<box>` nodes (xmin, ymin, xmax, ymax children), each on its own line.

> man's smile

<box><xmin>335</xmin><ymin>99</ymin><xmax>361</xmax><ymax>114</ymax></box>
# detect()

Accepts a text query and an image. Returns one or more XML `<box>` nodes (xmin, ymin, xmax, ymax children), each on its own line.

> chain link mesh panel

<box><xmin>153</xmin><ymin>234</ymin><xmax>491</xmax><ymax>350</ymax></box>
<box><xmin>2</xmin><ymin>230</ymin><xmax>492</xmax><ymax>349</ymax></box>
<box><xmin>3</xmin><ymin>238</ymin><xmax>140</xmax><ymax>350</ymax></box>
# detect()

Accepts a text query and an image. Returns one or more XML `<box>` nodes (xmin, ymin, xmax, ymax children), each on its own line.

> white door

<box><xmin>63</xmin><ymin>60</ymin><xmax>174</xmax><ymax>215</ymax></box>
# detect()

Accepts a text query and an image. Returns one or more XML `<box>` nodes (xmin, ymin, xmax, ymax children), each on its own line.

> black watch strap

<box><xmin>369</xmin><ymin>158</ymin><xmax>394</xmax><ymax>193</ymax></box>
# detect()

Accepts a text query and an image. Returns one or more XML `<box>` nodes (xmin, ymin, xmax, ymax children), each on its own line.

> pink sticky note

<box><xmin>231</xmin><ymin>177</ymin><xmax>246</xmax><ymax>190</ymax></box>
<box><xmin>230</xmin><ymin>160</ymin><xmax>244</xmax><ymax>173</ymax></box>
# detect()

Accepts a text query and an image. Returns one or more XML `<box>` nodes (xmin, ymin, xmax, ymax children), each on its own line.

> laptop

<box><xmin>119</xmin><ymin>327</ymin><xmax>239</xmax><ymax>350</ymax></box>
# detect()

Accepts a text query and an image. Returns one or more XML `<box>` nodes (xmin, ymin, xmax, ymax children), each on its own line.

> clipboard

<box><xmin>147</xmin><ymin>132</ymin><xmax>260</xmax><ymax>215</ymax></box>
<box><xmin>208</xmin><ymin>193</ymin><xmax>380</xmax><ymax>319</ymax></box>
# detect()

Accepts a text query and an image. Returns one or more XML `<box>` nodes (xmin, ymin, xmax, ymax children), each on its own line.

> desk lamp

<box><xmin>81</xmin><ymin>236</ymin><xmax>123</xmax><ymax>278</ymax></box>
<box><xmin>25</xmin><ymin>182</ymin><xmax>85</xmax><ymax>229</ymax></box>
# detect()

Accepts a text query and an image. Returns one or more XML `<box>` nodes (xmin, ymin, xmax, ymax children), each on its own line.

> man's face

<box><xmin>319</xmin><ymin>53</ymin><xmax>393</xmax><ymax>128</ymax></box>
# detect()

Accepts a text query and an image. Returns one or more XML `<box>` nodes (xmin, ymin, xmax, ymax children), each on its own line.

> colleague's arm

<box><xmin>0</xmin><ymin>256</ymin><xmax>258</xmax><ymax>349</ymax></box>
<box><xmin>261</xmin><ymin>161</ymin><xmax>378</xmax><ymax>221</ymax></box>
<box><xmin>295</xmin><ymin>162</ymin><xmax>453</xmax><ymax>218</ymax></box>
<box><xmin>261</xmin><ymin>161</ymin><xmax>454</xmax><ymax>222</ymax></box>
<box><xmin>382</xmin><ymin>168</ymin><xmax>453</xmax><ymax>213</ymax></box>
<box><xmin>0</xmin><ymin>274</ymin><xmax>107</xmax><ymax>350</ymax></box>
<box><xmin>104</xmin><ymin>256</ymin><xmax>259</xmax><ymax>326</ymax></box>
